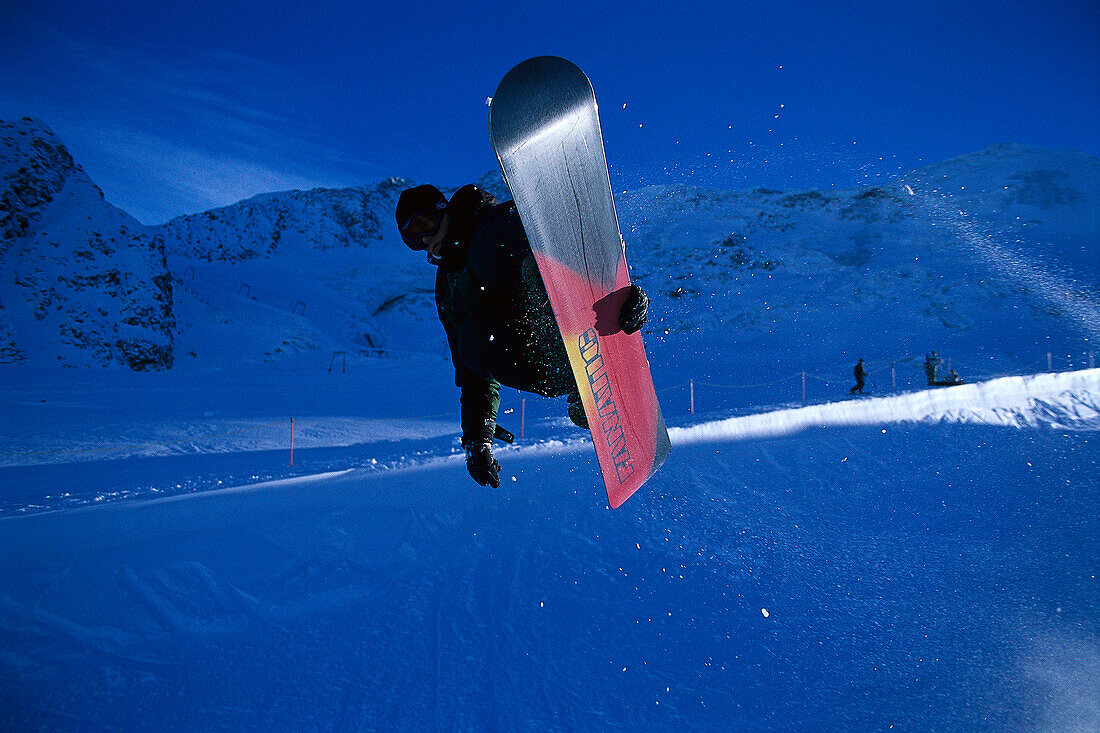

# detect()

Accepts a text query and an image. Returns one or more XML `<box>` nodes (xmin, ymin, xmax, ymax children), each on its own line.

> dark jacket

<box><xmin>434</xmin><ymin>185</ymin><xmax>561</xmax><ymax>446</ymax></box>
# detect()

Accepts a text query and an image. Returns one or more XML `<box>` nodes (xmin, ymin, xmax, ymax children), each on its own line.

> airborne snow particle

<box><xmin>761</xmin><ymin>608</ymin><xmax>770</xmax><ymax>618</ymax></box>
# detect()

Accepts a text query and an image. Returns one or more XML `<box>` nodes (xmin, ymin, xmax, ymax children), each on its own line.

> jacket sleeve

<box><xmin>459</xmin><ymin>371</ymin><xmax>500</xmax><ymax>448</ymax></box>
<box><xmin>436</xmin><ymin>269</ymin><xmax>500</xmax><ymax>447</ymax></box>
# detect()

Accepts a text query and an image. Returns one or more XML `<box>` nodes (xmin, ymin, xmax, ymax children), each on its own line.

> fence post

<box><xmin>521</xmin><ymin>398</ymin><xmax>526</xmax><ymax>440</ymax></box>
<box><xmin>1048</xmin><ymin>352</ymin><xmax>1053</xmax><ymax>372</ymax></box>
<box><xmin>1091</xmin><ymin>351</ymin><xmax>1095</xmax><ymax>369</ymax></box>
<box><xmin>689</xmin><ymin>380</ymin><xmax>695</xmax><ymax>416</ymax></box>
<box><xmin>892</xmin><ymin>366</ymin><xmax>897</xmax><ymax>391</ymax></box>
<box><xmin>801</xmin><ymin>372</ymin><xmax>806</xmax><ymax>404</ymax></box>
<box><xmin>290</xmin><ymin>418</ymin><xmax>295</xmax><ymax>466</ymax></box>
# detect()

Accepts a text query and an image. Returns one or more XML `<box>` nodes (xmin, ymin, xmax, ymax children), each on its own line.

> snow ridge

<box><xmin>159</xmin><ymin>177</ymin><xmax>411</xmax><ymax>262</ymax></box>
<box><xmin>0</xmin><ymin>119</ymin><xmax>174</xmax><ymax>369</ymax></box>
<box><xmin>669</xmin><ymin>369</ymin><xmax>1100</xmax><ymax>444</ymax></box>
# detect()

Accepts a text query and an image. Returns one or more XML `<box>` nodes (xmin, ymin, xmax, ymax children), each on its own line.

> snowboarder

<box><xmin>396</xmin><ymin>183</ymin><xmax>649</xmax><ymax>489</ymax></box>
<box><xmin>850</xmin><ymin>358</ymin><xmax>866</xmax><ymax>394</ymax></box>
<box><xmin>924</xmin><ymin>351</ymin><xmax>942</xmax><ymax>385</ymax></box>
<box><xmin>936</xmin><ymin>369</ymin><xmax>964</xmax><ymax>386</ymax></box>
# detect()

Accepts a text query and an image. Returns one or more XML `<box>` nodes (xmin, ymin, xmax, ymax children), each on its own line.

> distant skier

<box><xmin>396</xmin><ymin>184</ymin><xmax>649</xmax><ymax>489</ymax></box>
<box><xmin>924</xmin><ymin>351</ymin><xmax>942</xmax><ymax>385</ymax></box>
<box><xmin>850</xmin><ymin>358</ymin><xmax>866</xmax><ymax>394</ymax></box>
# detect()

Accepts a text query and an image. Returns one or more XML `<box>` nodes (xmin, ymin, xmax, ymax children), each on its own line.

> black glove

<box><xmin>619</xmin><ymin>283</ymin><xmax>649</xmax><ymax>334</ymax></box>
<box><xmin>465</xmin><ymin>443</ymin><xmax>500</xmax><ymax>488</ymax></box>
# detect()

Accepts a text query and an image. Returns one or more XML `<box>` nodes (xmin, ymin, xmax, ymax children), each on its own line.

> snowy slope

<box><xmin>1</xmin><ymin>372</ymin><xmax>1096</xmax><ymax>730</ymax></box>
<box><xmin>1</xmin><ymin>120</ymin><xmax>1098</xmax><ymax>730</ymax></box>
<box><xmin>619</xmin><ymin>146</ymin><xmax>1099</xmax><ymax>400</ymax></box>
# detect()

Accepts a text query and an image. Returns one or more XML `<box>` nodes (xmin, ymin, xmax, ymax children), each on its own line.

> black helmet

<box><xmin>396</xmin><ymin>185</ymin><xmax>447</xmax><ymax>248</ymax></box>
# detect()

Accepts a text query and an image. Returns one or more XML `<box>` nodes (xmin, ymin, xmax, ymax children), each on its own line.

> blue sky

<box><xmin>2</xmin><ymin>0</ymin><xmax>1097</xmax><ymax>224</ymax></box>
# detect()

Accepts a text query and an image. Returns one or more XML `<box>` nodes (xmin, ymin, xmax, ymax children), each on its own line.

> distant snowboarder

<box><xmin>395</xmin><ymin>184</ymin><xmax>649</xmax><ymax>489</ymax></box>
<box><xmin>924</xmin><ymin>351</ymin><xmax>942</xmax><ymax>385</ymax></box>
<box><xmin>932</xmin><ymin>369</ymin><xmax>965</xmax><ymax>387</ymax></box>
<box><xmin>850</xmin><ymin>358</ymin><xmax>866</xmax><ymax>394</ymax></box>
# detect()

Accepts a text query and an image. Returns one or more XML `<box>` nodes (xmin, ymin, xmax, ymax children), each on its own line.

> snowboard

<box><xmin>488</xmin><ymin>56</ymin><xmax>670</xmax><ymax>508</ymax></box>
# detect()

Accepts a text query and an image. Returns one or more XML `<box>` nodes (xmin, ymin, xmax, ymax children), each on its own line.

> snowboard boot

<box><xmin>567</xmin><ymin>389</ymin><xmax>588</xmax><ymax>429</ymax></box>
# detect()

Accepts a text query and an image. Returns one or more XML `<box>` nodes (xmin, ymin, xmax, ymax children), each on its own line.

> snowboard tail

<box><xmin>489</xmin><ymin>56</ymin><xmax>670</xmax><ymax>507</ymax></box>
<box><xmin>537</xmin><ymin>250</ymin><xmax>669</xmax><ymax>503</ymax></box>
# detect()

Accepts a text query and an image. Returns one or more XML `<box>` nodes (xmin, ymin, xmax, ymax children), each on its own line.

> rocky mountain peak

<box><xmin>1</xmin><ymin>117</ymin><xmax>88</xmax><ymax>247</ymax></box>
<box><xmin>0</xmin><ymin>119</ymin><xmax>174</xmax><ymax>370</ymax></box>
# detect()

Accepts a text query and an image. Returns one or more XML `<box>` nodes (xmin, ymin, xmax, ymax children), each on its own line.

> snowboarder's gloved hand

<box><xmin>619</xmin><ymin>283</ymin><xmax>649</xmax><ymax>334</ymax></box>
<box><xmin>465</xmin><ymin>443</ymin><xmax>501</xmax><ymax>488</ymax></box>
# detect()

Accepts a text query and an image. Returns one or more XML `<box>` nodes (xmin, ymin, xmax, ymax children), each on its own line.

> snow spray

<box><xmin>901</xmin><ymin>183</ymin><xmax>1100</xmax><ymax>341</ymax></box>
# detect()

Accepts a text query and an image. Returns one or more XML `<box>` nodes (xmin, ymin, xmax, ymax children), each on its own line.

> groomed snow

<box><xmin>672</xmin><ymin>369</ymin><xmax>1100</xmax><ymax>442</ymax></box>
<box><xmin>1</xmin><ymin>368</ymin><xmax>1097</xmax><ymax>730</ymax></box>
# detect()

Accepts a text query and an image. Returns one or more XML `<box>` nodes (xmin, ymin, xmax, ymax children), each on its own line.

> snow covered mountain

<box><xmin>1</xmin><ymin>116</ymin><xmax>1096</xmax><ymax>388</ymax></box>
<box><xmin>159</xmin><ymin>177</ymin><xmax>410</xmax><ymax>263</ymax></box>
<box><xmin>153</xmin><ymin>139</ymin><xmax>1099</xmax><ymax>393</ymax></box>
<box><xmin>0</xmin><ymin>119</ymin><xmax>174</xmax><ymax>370</ymax></box>
<box><xmin>631</xmin><ymin>144</ymin><xmax>1097</xmax><ymax>362</ymax></box>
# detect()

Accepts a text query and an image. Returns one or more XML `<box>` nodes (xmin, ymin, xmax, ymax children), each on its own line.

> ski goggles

<box><xmin>399</xmin><ymin>202</ymin><xmax>446</xmax><ymax>250</ymax></box>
